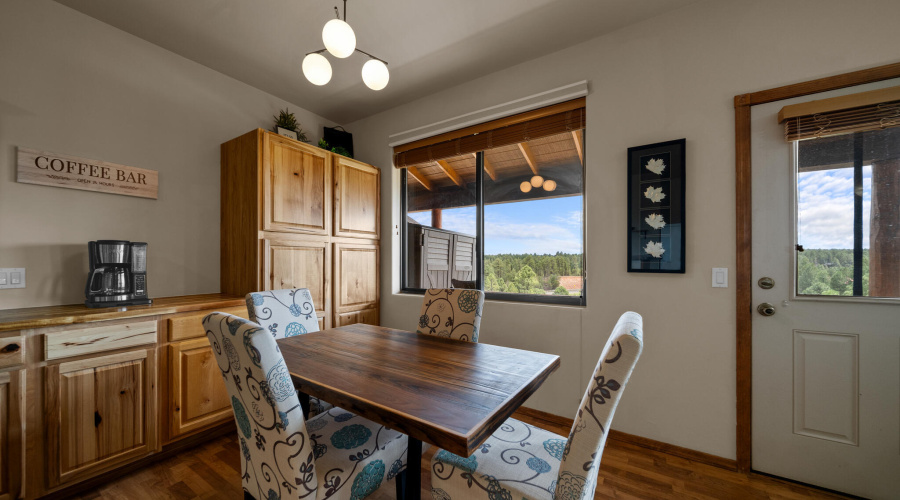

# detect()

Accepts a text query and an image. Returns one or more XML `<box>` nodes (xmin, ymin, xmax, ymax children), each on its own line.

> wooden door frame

<box><xmin>733</xmin><ymin>61</ymin><xmax>900</xmax><ymax>472</ymax></box>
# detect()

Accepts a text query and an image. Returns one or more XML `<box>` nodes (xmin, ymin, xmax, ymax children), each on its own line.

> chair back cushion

<box><xmin>416</xmin><ymin>288</ymin><xmax>484</xmax><ymax>342</ymax></box>
<box><xmin>555</xmin><ymin>311</ymin><xmax>643</xmax><ymax>500</ymax></box>
<box><xmin>246</xmin><ymin>288</ymin><xmax>320</xmax><ymax>339</ymax></box>
<box><xmin>204</xmin><ymin>312</ymin><xmax>317</xmax><ymax>499</ymax></box>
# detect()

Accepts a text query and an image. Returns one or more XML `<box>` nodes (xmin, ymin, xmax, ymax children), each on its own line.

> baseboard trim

<box><xmin>514</xmin><ymin>406</ymin><xmax>737</xmax><ymax>472</ymax></box>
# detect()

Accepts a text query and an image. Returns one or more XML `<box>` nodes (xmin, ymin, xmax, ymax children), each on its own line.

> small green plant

<box><xmin>317</xmin><ymin>138</ymin><xmax>353</xmax><ymax>158</ymax></box>
<box><xmin>553</xmin><ymin>286</ymin><xmax>569</xmax><ymax>296</ymax></box>
<box><xmin>273</xmin><ymin>108</ymin><xmax>308</xmax><ymax>142</ymax></box>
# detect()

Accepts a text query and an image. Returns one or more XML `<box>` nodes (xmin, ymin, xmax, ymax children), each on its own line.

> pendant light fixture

<box><xmin>520</xmin><ymin>174</ymin><xmax>557</xmax><ymax>193</ymax></box>
<box><xmin>302</xmin><ymin>0</ymin><xmax>390</xmax><ymax>90</ymax></box>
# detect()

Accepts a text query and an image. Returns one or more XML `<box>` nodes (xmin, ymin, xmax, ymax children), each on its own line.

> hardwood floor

<box><xmin>71</xmin><ymin>412</ymin><xmax>851</xmax><ymax>500</ymax></box>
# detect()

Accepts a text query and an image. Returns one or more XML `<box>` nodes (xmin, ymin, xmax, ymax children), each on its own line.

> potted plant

<box><xmin>317</xmin><ymin>138</ymin><xmax>353</xmax><ymax>159</ymax></box>
<box><xmin>273</xmin><ymin>108</ymin><xmax>308</xmax><ymax>142</ymax></box>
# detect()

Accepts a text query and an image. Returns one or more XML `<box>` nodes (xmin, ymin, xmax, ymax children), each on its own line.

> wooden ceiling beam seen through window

<box><xmin>572</xmin><ymin>130</ymin><xmax>584</xmax><ymax>164</ymax></box>
<box><xmin>436</xmin><ymin>159</ymin><xmax>465</xmax><ymax>187</ymax></box>
<box><xmin>472</xmin><ymin>153</ymin><xmax>497</xmax><ymax>181</ymax></box>
<box><xmin>517</xmin><ymin>142</ymin><xmax>539</xmax><ymax>175</ymax></box>
<box><xmin>407</xmin><ymin>166</ymin><xmax>433</xmax><ymax>191</ymax></box>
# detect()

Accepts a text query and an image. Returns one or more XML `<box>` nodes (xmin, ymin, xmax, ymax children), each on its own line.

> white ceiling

<box><xmin>53</xmin><ymin>0</ymin><xmax>697</xmax><ymax>124</ymax></box>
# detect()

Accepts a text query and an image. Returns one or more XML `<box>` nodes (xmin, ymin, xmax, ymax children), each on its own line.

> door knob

<box><xmin>757</xmin><ymin>303</ymin><xmax>776</xmax><ymax>316</ymax></box>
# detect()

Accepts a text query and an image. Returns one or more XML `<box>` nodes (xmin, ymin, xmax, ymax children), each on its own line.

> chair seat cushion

<box><xmin>430</xmin><ymin>418</ymin><xmax>566</xmax><ymax>500</ymax></box>
<box><xmin>307</xmin><ymin>407</ymin><xmax>408</xmax><ymax>500</ymax></box>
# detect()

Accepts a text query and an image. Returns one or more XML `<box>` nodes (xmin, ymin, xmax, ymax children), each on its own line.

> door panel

<box><xmin>751</xmin><ymin>82</ymin><xmax>900</xmax><ymax>499</ymax></box>
<box><xmin>334</xmin><ymin>242</ymin><xmax>379</xmax><ymax>313</ymax></box>
<box><xmin>0</xmin><ymin>371</ymin><xmax>22</xmax><ymax>500</ymax></box>
<box><xmin>422</xmin><ymin>229</ymin><xmax>451</xmax><ymax>289</ymax></box>
<box><xmin>263</xmin><ymin>235</ymin><xmax>331</xmax><ymax>328</ymax></box>
<box><xmin>451</xmin><ymin>234</ymin><xmax>475</xmax><ymax>282</ymax></box>
<box><xmin>334</xmin><ymin>157</ymin><xmax>380</xmax><ymax>239</ymax></box>
<box><xmin>168</xmin><ymin>338</ymin><xmax>231</xmax><ymax>441</ymax></box>
<box><xmin>264</xmin><ymin>134</ymin><xmax>330</xmax><ymax>234</ymax></box>
<box><xmin>46</xmin><ymin>349</ymin><xmax>156</xmax><ymax>487</ymax></box>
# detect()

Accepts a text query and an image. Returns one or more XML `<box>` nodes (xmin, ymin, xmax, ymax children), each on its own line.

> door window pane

<box><xmin>796</xmin><ymin>128</ymin><xmax>900</xmax><ymax>298</ymax></box>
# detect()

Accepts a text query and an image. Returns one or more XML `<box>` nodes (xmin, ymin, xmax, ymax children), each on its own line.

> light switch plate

<box><xmin>712</xmin><ymin>267</ymin><xmax>728</xmax><ymax>288</ymax></box>
<box><xmin>0</xmin><ymin>268</ymin><xmax>25</xmax><ymax>289</ymax></box>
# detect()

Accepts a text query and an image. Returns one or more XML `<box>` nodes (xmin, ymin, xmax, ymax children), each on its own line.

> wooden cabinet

<box><xmin>263</xmin><ymin>235</ymin><xmax>331</xmax><ymax>330</ymax></box>
<box><xmin>334</xmin><ymin>156</ymin><xmax>380</xmax><ymax>240</ymax></box>
<box><xmin>263</xmin><ymin>134</ymin><xmax>331</xmax><ymax>235</ymax></box>
<box><xmin>44</xmin><ymin>348</ymin><xmax>157</xmax><ymax>487</ymax></box>
<box><xmin>167</xmin><ymin>338</ymin><xmax>230</xmax><ymax>441</ymax></box>
<box><xmin>0</xmin><ymin>370</ymin><xmax>23</xmax><ymax>500</ymax></box>
<box><xmin>334</xmin><ymin>241</ymin><xmax>379</xmax><ymax>326</ymax></box>
<box><xmin>222</xmin><ymin>129</ymin><xmax>380</xmax><ymax>327</ymax></box>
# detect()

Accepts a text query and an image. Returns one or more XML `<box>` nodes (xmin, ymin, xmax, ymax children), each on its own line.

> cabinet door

<box><xmin>334</xmin><ymin>157</ymin><xmax>380</xmax><ymax>239</ymax></box>
<box><xmin>334</xmin><ymin>242</ymin><xmax>379</xmax><ymax>319</ymax></box>
<box><xmin>263</xmin><ymin>133</ymin><xmax>331</xmax><ymax>235</ymax></box>
<box><xmin>0</xmin><ymin>371</ymin><xmax>23</xmax><ymax>500</ymax></box>
<box><xmin>167</xmin><ymin>338</ymin><xmax>231</xmax><ymax>441</ymax></box>
<box><xmin>45</xmin><ymin>349</ymin><xmax>157</xmax><ymax>487</ymax></box>
<box><xmin>263</xmin><ymin>235</ymin><xmax>331</xmax><ymax>329</ymax></box>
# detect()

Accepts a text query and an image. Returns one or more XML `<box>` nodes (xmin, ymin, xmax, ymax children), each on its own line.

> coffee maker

<box><xmin>84</xmin><ymin>240</ymin><xmax>151</xmax><ymax>308</ymax></box>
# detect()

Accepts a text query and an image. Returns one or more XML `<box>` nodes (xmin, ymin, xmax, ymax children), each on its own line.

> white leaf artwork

<box><xmin>645</xmin><ymin>213</ymin><xmax>666</xmax><ymax>229</ymax></box>
<box><xmin>645</xmin><ymin>157</ymin><xmax>666</xmax><ymax>175</ymax></box>
<box><xmin>644</xmin><ymin>240</ymin><xmax>665</xmax><ymax>258</ymax></box>
<box><xmin>643</xmin><ymin>185</ymin><xmax>666</xmax><ymax>203</ymax></box>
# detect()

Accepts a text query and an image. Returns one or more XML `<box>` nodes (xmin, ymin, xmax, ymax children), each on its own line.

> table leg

<box><xmin>404</xmin><ymin>437</ymin><xmax>422</xmax><ymax>500</ymax></box>
<box><xmin>298</xmin><ymin>392</ymin><xmax>310</xmax><ymax>420</ymax></box>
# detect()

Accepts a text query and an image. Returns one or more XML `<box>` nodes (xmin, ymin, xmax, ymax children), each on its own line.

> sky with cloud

<box><xmin>408</xmin><ymin>196</ymin><xmax>584</xmax><ymax>255</ymax></box>
<box><xmin>797</xmin><ymin>166</ymin><xmax>871</xmax><ymax>249</ymax></box>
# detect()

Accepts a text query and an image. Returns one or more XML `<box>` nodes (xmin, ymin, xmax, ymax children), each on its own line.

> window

<box><xmin>783</xmin><ymin>87</ymin><xmax>900</xmax><ymax>298</ymax></box>
<box><xmin>398</xmin><ymin>101</ymin><xmax>585</xmax><ymax>305</ymax></box>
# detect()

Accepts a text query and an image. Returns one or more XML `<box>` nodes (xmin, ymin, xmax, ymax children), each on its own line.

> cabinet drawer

<box><xmin>45</xmin><ymin>321</ymin><xmax>157</xmax><ymax>361</ymax></box>
<box><xmin>167</xmin><ymin>306</ymin><xmax>248</xmax><ymax>342</ymax></box>
<box><xmin>0</xmin><ymin>336</ymin><xmax>24</xmax><ymax>369</ymax></box>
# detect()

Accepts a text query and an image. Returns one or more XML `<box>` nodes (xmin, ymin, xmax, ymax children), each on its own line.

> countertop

<box><xmin>0</xmin><ymin>293</ymin><xmax>245</xmax><ymax>332</ymax></box>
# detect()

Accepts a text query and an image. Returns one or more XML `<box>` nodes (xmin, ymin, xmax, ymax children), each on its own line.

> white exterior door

<box><xmin>751</xmin><ymin>80</ymin><xmax>900</xmax><ymax>499</ymax></box>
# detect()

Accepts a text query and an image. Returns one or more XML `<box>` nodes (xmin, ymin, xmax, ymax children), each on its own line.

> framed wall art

<box><xmin>627</xmin><ymin>138</ymin><xmax>685</xmax><ymax>273</ymax></box>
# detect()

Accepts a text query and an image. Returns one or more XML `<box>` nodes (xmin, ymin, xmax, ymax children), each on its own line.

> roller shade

<box><xmin>393</xmin><ymin>98</ymin><xmax>585</xmax><ymax>168</ymax></box>
<box><xmin>779</xmin><ymin>86</ymin><xmax>900</xmax><ymax>141</ymax></box>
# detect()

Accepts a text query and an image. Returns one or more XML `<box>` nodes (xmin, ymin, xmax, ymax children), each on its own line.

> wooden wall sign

<box><xmin>16</xmin><ymin>147</ymin><xmax>158</xmax><ymax>199</ymax></box>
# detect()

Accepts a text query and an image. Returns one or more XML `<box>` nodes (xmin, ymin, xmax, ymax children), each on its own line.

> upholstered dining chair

<box><xmin>246</xmin><ymin>288</ymin><xmax>333</xmax><ymax>416</ymax></box>
<box><xmin>416</xmin><ymin>288</ymin><xmax>485</xmax><ymax>342</ymax></box>
<box><xmin>204</xmin><ymin>312</ymin><xmax>408</xmax><ymax>500</ymax></box>
<box><xmin>430</xmin><ymin>311</ymin><xmax>644</xmax><ymax>500</ymax></box>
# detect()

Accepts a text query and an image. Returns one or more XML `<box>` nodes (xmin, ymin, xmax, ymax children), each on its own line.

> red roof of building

<box><xmin>559</xmin><ymin>276</ymin><xmax>582</xmax><ymax>291</ymax></box>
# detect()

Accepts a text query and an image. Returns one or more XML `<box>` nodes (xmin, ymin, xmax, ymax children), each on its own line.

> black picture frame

<box><xmin>627</xmin><ymin>138</ymin><xmax>685</xmax><ymax>273</ymax></box>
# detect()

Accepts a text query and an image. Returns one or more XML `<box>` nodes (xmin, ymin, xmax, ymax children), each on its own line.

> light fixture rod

<box><xmin>334</xmin><ymin>0</ymin><xmax>347</xmax><ymax>21</ymax></box>
<box><xmin>304</xmin><ymin>47</ymin><xmax>389</xmax><ymax>66</ymax></box>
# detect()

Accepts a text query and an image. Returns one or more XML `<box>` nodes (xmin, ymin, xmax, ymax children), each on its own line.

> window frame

<box><xmin>400</xmin><ymin>146</ymin><xmax>587</xmax><ymax>307</ymax></box>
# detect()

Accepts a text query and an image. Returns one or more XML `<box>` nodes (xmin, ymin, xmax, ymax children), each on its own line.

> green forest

<box><xmin>797</xmin><ymin>249</ymin><xmax>868</xmax><ymax>296</ymax></box>
<box><xmin>484</xmin><ymin>253</ymin><xmax>583</xmax><ymax>295</ymax></box>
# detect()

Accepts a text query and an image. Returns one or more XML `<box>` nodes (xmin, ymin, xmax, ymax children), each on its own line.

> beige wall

<box><xmin>347</xmin><ymin>0</ymin><xmax>900</xmax><ymax>459</ymax></box>
<box><xmin>0</xmin><ymin>0</ymin><xmax>334</xmax><ymax>309</ymax></box>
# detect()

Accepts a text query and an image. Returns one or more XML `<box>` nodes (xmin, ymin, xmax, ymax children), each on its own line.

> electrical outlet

<box><xmin>0</xmin><ymin>268</ymin><xmax>25</xmax><ymax>289</ymax></box>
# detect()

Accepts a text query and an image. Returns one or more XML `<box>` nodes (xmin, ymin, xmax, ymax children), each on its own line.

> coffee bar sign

<box><xmin>17</xmin><ymin>147</ymin><xmax>158</xmax><ymax>199</ymax></box>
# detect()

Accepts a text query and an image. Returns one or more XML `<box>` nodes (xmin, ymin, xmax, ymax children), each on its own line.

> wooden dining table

<box><xmin>277</xmin><ymin>323</ymin><xmax>561</xmax><ymax>500</ymax></box>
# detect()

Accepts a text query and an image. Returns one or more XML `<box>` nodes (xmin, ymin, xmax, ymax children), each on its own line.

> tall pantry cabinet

<box><xmin>220</xmin><ymin>129</ymin><xmax>380</xmax><ymax>328</ymax></box>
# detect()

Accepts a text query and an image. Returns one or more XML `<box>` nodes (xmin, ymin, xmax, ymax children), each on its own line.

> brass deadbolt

<box><xmin>758</xmin><ymin>277</ymin><xmax>775</xmax><ymax>289</ymax></box>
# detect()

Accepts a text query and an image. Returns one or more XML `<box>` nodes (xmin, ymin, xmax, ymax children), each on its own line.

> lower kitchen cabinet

<box><xmin>167</xmin><ymin>338</ymin><xmax>231</xmax><ymax>440</ymax></box>
<box><xmin>44</xmin><ymin>348</ymin><xmax>157</xmax><ymax>488</ymax></box>
<box><xmin>0</xmin><ymin>370</ymin><xmax>23</xmax><ymax>500</ymax></box>
<box><xmin>335</xmin><ymin>308</ymin><xmax>380</xmax><ymax>327</ymax></box>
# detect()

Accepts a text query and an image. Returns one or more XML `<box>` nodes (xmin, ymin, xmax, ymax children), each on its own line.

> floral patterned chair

<box><xmin>204</xmin><ymin>312</ymin><xmax>408</xmax><ymax>500</ymax></box>
<box><xmin>430</xmin><ymin>311</ymin><xmax>644</xmax><ymax>500</ymax></box>
<box><xmin>416</xmin><ymin>288</ymin><xmax>485</xmax><ymax>342</ymax></box>
<box><xmin>246</xmin><ymin>288</ymin><xmax>333</xmax><ymax>416</ymax></box>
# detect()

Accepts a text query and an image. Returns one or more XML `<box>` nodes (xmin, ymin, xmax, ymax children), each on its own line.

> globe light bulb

<box><xmin>362</xmin><ymin>59</ymin><xmax>390</xmax><ymax>91</ymax></box>
<box><xmin>530</xmin><ymin>175</ymin><xmax>544</xmax><ymax>187</ymax></box>
<box><xmin>543</xmin><ymin>179</ymin><xmax>557</xmax><ymax>191</ymax></box>
<box><xmin>520</xmin><ymin>181</ymin><xmax>532</xmax><ymax>193</ymax></box>
<box><xmin>302</xmin><ymin>53</ymin><xmax>332</xmax><ymax>85</ymax></box>
<box><xmin>322</xmin><ymin>19</ymin><xmax>356</xmax><ymax>58</ymax></box>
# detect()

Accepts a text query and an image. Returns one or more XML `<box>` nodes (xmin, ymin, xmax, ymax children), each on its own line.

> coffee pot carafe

<box><xmin>84</xmin><ymin>240</ymin><xmax>151</xmax><ymax>308</ymax></box>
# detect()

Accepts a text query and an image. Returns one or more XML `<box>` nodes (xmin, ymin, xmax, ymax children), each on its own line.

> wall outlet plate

<box><xmin>0</xmin><ymin>268</ymin><xmax>25</xmax><ymax>289</ymax></box>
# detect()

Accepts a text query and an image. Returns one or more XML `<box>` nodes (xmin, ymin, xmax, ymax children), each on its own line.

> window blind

<box><xmin>393</xmin><ymin>98</ymin><xmax>585</xmax><ymax>168</ymax></box>
<box><xmin>779</xmin><ymin>86</ymin><xmax>900</xmax><ymax>141</ymax></box>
